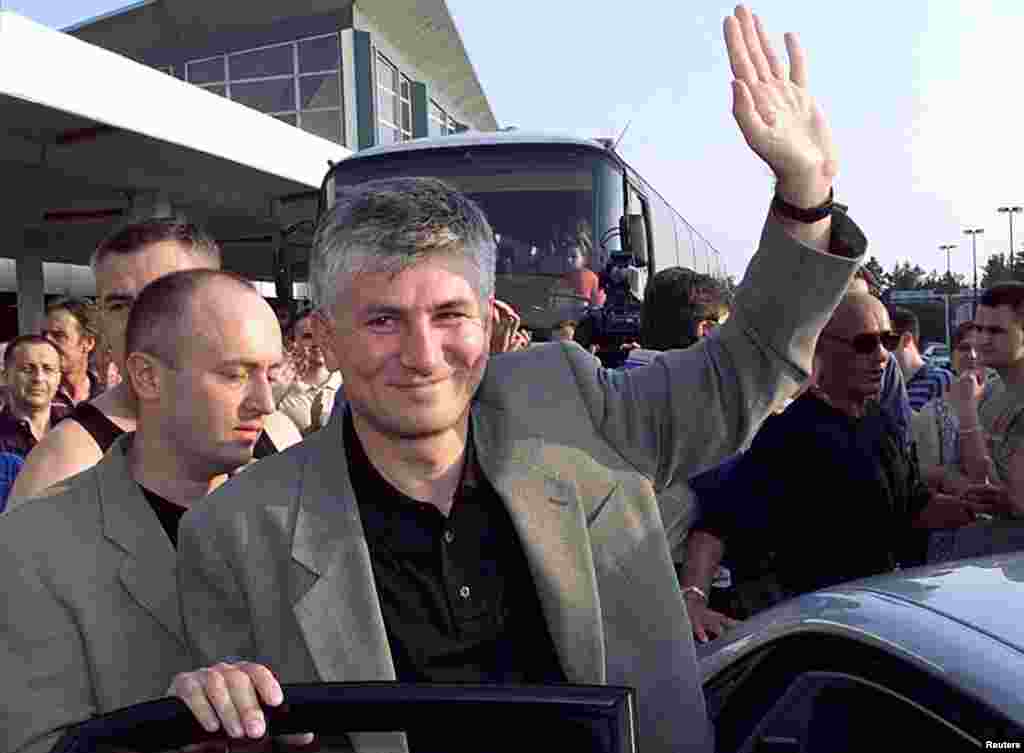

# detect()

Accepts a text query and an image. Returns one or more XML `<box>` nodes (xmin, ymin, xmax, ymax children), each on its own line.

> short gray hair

<box><xmin>309</xmin><ymin>177</ymin><xmax>497</xmax><ymax>314</ymax></box>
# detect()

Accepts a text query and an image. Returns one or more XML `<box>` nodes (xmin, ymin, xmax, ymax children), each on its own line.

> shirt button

<box><xmin>459</xmin><ymin>585</ymin><xmax>471</xmax><ymax>599</ymax></box>
<box><xmin>444</xmin><ymin>530</ymin><xmax>455</xmax><ymax>544</ymax></box>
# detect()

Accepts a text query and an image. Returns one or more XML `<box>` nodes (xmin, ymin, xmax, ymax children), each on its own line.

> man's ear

<box><xmin>696</xmin><ymin>320</ymin><xmax>714</xmax><ymax>339</ymax></box>
<box><xmin>899</xmin><ymin>332</ymin><xmax>914</xmax><ymax>352</ymax></box>
<box><xmin>123</xmin><ymin>352</ymin><xmax>163</xmax><ymax>401</ymax></box>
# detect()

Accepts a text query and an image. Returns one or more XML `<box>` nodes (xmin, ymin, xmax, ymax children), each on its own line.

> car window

<box><xmin>743</xmin><ymin>671</ymin><xmax>978</xmax><ymax>752</ymax></box>
<box><xmin>704</xmin><ymin>635</ymin><xmax>1023</xmax><ymax>753</ymax></box>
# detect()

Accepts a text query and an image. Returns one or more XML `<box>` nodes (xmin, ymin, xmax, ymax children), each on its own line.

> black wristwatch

<box><xmin>771</xmin><ymin>187</ymin><xmax>847</xmax><ymax>223</ymax></box>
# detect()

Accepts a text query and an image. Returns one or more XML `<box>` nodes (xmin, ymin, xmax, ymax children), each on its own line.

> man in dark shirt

<box><xmin>171</xmin><ymin>10</ymin><xmax>866</xmax><ymax>753</ymax></box>
<box><xmin>680</xmin><ymin>292</ymin><xmax>991</xmax><ymax>643</ymax></box>
<box><xmin>42</xmin><ymin>297</ymin><xmax>103</xmax><ymax>412</ymax></box>
<box><xmin>0</xmin><ymin>270</ymin><xmax>284</xmax><ymax>753</ymax></box>
<box><xmin>0</xmin><ymin>335</ymin><xmax>64</xmax><ymax>458</ymax></box>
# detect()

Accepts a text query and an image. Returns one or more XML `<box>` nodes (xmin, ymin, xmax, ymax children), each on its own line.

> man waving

<box><xmin>172</xmin><ymin>7</ymin><xmax>864</xmax><ymax>753</ymax></box>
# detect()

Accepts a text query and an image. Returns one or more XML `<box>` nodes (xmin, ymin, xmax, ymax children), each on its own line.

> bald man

<box><xmin>8</xmin><ymin>219</ymin><xmax>300</xmax><ymax>506</ymax></box>
<box><xmin>0</xmin><ymin>270</ymin><xmax>285</xmax><ymax>752</ymax></box>
<box><xmin>680</xmin><ymin>293</ymin><xmax>988</xmax><ymax>642</ymax></box>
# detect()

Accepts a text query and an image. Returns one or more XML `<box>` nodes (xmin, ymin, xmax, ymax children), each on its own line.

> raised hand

<box><xmin>723</xmin><ymin>5</ymin><xmax>837</xmax><ymax>208</ymax></box>
<box><xmin>490</xmin><ymin>299</ymin><xmax>522</xmax><ymax>354</ymax></box>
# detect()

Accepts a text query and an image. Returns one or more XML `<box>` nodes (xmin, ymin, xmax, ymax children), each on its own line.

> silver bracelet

<box><xmin>681</xmin><ymin>585</ymin><xmax>708</xmax><ymax>603</ymax></box>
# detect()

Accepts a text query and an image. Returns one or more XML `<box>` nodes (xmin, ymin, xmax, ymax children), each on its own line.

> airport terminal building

<box><xmin>0</xmin><ymin>0</ymin><xmax>497</xmax><ymax>337</ymax></box>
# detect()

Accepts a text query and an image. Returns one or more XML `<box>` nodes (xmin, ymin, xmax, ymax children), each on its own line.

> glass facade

<box><xmin>428</xmin><ymin>99</ymin><xmax>461</xmax><ymax>138</ymax></box>
<box><xmin>185</xmin><ymin>33</ymin><xmax>344</xmax><ymax>145</ymax></box>
<box><xmin>376</xmin><ymin>53</ymin><xmax>412</xmax><ymax>144</ymax></box>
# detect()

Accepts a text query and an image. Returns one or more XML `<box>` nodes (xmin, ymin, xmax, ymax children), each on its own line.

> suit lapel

<box><xmin>99</xmin><ymin>435</ymin><xmax>185</xmax><ymax>648</ymax></box>
<box><xmin>290</xmin><ymin>411</ymin><xmax>396</xmax><ymax>683</ymax></box>
<box><xmin>289</xmin><ymin>412</ymin><xmax>407</xmax><ymax>753</ymax></box>
<box><xmin>471</xmin><ymin>408</ymin><xmax>606</xmax><ymax>685</ymax></box>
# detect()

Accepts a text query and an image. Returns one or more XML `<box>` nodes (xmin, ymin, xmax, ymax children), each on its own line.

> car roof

<box><xmin>845</xmin><ymin>552</ymin><xmax>1024</xmax><ymax>649</ymax></box>
<box><xmin>700</xmin><ymin>552</ymin><xmax>1024</xmax><ymax>720</ymax></box>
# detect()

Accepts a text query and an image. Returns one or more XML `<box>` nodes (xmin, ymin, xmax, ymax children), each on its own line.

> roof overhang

<box><xmin>354</xmin><ymin>0</ymin><xmax>497</xmax><ymax>130</ymax></box>
<box><xmin>0</xmin><ymin>9</ymin><xmax>349</xmax><ymax>273</ymax></box>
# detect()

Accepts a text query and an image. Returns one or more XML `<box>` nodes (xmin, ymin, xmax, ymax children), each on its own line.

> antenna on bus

<box><xmin>612</xmin><ymin>120</ymin><xmax>632</xmax><ymax>152</ymax></box>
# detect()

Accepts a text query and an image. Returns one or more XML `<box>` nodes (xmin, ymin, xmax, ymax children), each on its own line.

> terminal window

<box><xmin>377</xmin><ymin>54</ymin><xmax>413</xmax><ymax>145</ymax></box>
<box><xmin>185</xmin><ymin>33</ymin><xmax>344</xmax><ymax>144</ymax></box>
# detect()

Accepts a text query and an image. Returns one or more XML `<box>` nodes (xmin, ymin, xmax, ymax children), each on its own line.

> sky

<box><xmin>13</xmin><ymin>0</ymin><xmax>1024</xmax><ymax>283</ymax></box>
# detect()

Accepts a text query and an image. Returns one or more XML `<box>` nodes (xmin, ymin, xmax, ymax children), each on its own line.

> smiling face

<box><xmin>318</xmin><ymin>254</ymin><xmax>492</xmax><ymax>441</ymax></box>
<box><xmin>7</xmin><ymin>342</ymin><xmax>62</xmax><ymax>412</ymax></box>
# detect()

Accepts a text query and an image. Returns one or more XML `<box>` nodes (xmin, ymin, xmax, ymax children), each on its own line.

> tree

<box><xmin>981</xmin><ymin>253</ymin><xmax>1014</xmax><ymax>288</ymax></box>
<box><xmin>922</xmin><ymin>270</ymin><xmax>965</xmax><ymax>294</ymax></box>
<box><xmin>862</xmin><ymin>256</ymin><xmax>889</xmax><ymax>294</ymax></box>
<box><xmin>888</xmin><ymin>261</ymin><xmax>928</xmax><ymax>291</ymax></box>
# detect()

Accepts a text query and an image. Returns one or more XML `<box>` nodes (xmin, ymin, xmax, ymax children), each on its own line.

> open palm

<box><xmin>724</xmin><ymin>6</ymin><xmax>837</xmax><ymax>193</ymax></box>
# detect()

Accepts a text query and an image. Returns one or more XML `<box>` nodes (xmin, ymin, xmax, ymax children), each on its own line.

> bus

<box><xmin>317</xmin><ymin>130</ymin><xmax>724</xmax><ymax>336</ymax></box>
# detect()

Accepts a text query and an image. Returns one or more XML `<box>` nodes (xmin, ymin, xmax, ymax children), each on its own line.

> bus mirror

<box><xmin>626</xmin><ymin>214</ymin><xmax>648</xmax><ymax>267</ymax></box>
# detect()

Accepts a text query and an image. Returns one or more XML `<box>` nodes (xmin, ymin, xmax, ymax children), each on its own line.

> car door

<box><xmin>49</xmin><ymin>682</ymin><xmax>636</xmax><ymax>753</ymax></box>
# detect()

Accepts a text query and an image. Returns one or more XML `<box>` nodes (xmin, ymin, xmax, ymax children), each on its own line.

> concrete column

<box><xmin>16</xmin><ymin>253</ymin><xmax>45</xmax><ymax>336</ymax></box>
<box><xmin>339</xmin><ymin>29</ymin><xmax>359</xmax><ymax>150</ymax></box>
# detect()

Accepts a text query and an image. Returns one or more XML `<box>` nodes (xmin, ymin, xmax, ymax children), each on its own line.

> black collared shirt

<box><xmin>139</xmin><ymin>485</ymin><xmax>186</xmax><ymax>549</ymax></box>
<box><xmin>52</xmin><ymin>371</ymin><xmax>103</xmax><ymax>414</ymax></box>
<box><xmin>0</xmin><ymin>406</ymin><xmax>62</xmax><ymax>459</ymax></box>
<box><xmin>343</xmin><ymin>407</ymin><xmax>566</xmax><ymax>688</ymax></box>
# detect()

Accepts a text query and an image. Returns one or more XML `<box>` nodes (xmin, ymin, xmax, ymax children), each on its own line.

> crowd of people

<box><xmin>1</xmin><ymin>5</ymin><xmax>1022</xmax><ymax>753</ymax></box>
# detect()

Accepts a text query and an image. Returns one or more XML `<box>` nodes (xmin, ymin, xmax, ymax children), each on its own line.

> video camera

<box><xmin>578</xmin><ymin>253</ymin><xmax>644</xmax><ymax>367</ymax></box>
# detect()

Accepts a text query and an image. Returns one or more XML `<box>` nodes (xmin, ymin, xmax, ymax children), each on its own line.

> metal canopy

<box><xmin>0</xmin><ymin>9</ymin><xmax>350</xmax><ymax>279</ymax></box>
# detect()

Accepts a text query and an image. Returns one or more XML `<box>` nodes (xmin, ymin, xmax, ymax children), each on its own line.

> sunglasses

<box><xmin>823</xmin><ymin>331</ymin><xmax>901</xmax><ymax>354</ymax></box>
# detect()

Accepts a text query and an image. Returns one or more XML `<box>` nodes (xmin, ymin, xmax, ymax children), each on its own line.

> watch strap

<box><xmin>771</xmin><ymin>187</ymin><xmax>847</xmax><ymax>223</ymax></box>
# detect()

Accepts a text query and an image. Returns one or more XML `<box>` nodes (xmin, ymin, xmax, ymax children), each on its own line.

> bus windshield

<box><xmin>328</xmin><ymin>144</ymin><xmax>625</xmax><ymax>330</ymax></box>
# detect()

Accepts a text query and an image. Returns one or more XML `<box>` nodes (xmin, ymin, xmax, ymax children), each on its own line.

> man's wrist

<box><xmin>774</xmin><ymin>172</ymin><xmax>832</xmax><ymax>210</ymax></box>
<box><xmin>681</xmin><ymin>585</ymin><xmax>709</xmax><ymax>603</ymax></box>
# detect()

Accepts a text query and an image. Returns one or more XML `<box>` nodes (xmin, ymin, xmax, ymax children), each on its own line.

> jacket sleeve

<box><xmin>0</xmin><ymin>540</ymin><xmax>95</xmax><ymax>753</ymax></box>
<box><xmin>568</xmin><ymin>212</ymin><xmax>865</xmax><ymax>490</ymax></box>
<box><xmin>177</xmin><ymin>506</ymin><xmax>260</xmax><ymax>668</ymax></box>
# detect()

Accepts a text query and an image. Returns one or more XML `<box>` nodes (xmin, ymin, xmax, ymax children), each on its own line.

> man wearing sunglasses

<box><xmin>680</xmin><ymin>292</ymin><xmax>986</xmax><ymax>641</ymax></box>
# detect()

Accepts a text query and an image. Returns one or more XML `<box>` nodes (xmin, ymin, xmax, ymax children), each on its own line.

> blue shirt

<box><xmin>906</xmin><ymin>364</ymin><xmax>954</xmax><ymax>412</ymax></box>
<box><xmin>0</xmin><ymin>452</ymin><xmax>25</xmax><ymax>514</ymax></box>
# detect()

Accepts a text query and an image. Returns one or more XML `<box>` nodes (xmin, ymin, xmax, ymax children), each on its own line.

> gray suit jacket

<box><xmin>178</xmin><ymin>214</ymin><xmax>864</xmax><ymax>753</ymax></box>
<box><xmin>0</xmin><ymin>435</ymin><xmax>192</xmax><ymax>753</ymax></box>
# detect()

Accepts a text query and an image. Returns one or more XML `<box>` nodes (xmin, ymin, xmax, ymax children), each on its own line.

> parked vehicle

<box><xmin>923</xmin><ymin>342</ymin><xmax>952</xmax><ymax>369</ymax></box>
<box><xmin>699</xmin><ymin>552</ymin><xmax>1024</xmax><ymax>751</ymax></box>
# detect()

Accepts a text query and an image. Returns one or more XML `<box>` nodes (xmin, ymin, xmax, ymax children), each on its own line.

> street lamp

<box><xmin>965</xmin><ymin>228</ymin><xmax>985</xmax><ymax>317</ymax></box>
<box><xmin>938</xmin><ymin>244</ymin><xmax>957</xmax><ymax>348</ymax></box>
<box><xmin>939</xmin><ymin>243</ymin><xmax>957</xmax><ymax>283</ymax></box>
<box><xmin>998</xmin><ymin>206</ymin><xmax>1023</xmax><ymax>274</ymax></box>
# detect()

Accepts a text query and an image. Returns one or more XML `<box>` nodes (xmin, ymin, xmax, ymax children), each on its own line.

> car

<box><xmin>923</xmin><ymin>343</ymin><xmax>952</xmax><ymax>370</ymax></box>
<box><xmin>48</xmin><ymin>554</ymin><xmax>1024</xmax><ymax>753</ymax></box>
<box><xmin>698</xmin><ymin>552</ymin><xmax>1024</xmax><ymax>752</ymax></box>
